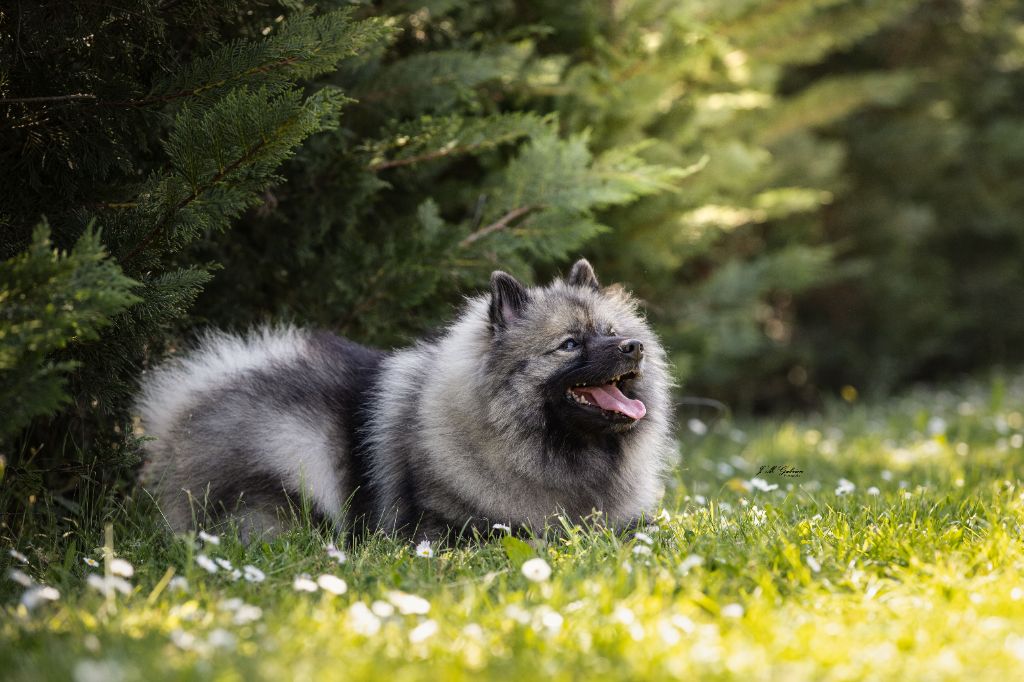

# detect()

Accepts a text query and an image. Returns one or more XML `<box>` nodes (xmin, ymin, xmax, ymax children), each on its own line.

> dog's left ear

<box><xmin>567</xmin><ymin>258</ymin><xmax>600</xmax><ymax>290</ymax></box>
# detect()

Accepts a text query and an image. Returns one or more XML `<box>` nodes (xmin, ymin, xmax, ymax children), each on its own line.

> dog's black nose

<box><xmin>618</xmin><ymin>339</ymin><xmax>644</xmax><ymax>360</ymax></box>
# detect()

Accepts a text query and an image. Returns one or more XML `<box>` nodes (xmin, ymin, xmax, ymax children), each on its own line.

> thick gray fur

<box><xmin>137</xmin><ymin>260</ymin><xmax>676</xmax><ymax>540</ymax></box>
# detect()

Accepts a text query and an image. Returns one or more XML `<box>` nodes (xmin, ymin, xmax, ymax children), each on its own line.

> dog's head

<box><xmin>483</xmin><ymin>259</ymin><xmax>670</xmax><ymax>445</ymax></box>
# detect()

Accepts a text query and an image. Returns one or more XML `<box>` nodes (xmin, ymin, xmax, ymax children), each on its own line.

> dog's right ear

<box><xmin>489</xmin><ymin>271</ymin><xmax>529</xmax><ymax>331</ymax></box>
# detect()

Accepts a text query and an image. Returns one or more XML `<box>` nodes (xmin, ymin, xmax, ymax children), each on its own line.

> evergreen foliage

<box><xmin>1</xmin><ymin>2</ymin><xmax>392</xmax><ymax>507</ymax></box>
<box><xmin>2</xmin><ymin>0</ymin><xmax>1023</xmax><ymax>517</ymax></box>
<box><xmin>0</xmin><ymin>223</ymin><xmax>137</xmax><ymax>440</ymax></box>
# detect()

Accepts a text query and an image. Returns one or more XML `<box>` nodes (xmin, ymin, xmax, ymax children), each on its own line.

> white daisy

<box><xmin>492</xmin><ymin>523</ymin><xmax>512</xmax><ymax>533</ymax></box>
<box><xmin>83</xmin><ymin>557</ymin><xmax>100</xmax><ymax>568</ymax></box>
<box><xmin>349</xmin><ymin>602</ymin><xmax>382</xmax><ymax>636</ymax></box>
<box><xmin>835</xmin><ymin>478</ymin><xmax>856</xmax><ymax>496</ymax></box>
<box><xmin>317</xmin><ymin>574</ymin><xmax>348</xmax><ymax>595</ymax></box>
<box><xmin>170</xmin><ymin>629</ymin><xmax>196</xmax><ymax>650</ymax></box>
<box><xmin>521</xmin><ymin>557</ymin><xmax>552</xmax><ymax>582</ymax></box>
<box><xmin>633</xmin><ymin>531</ymin><xmax>654</xmax><ymax>545</ymax></box>
<box><xmin>415</xmin><ymin>540</ymin><xmax>433</xmax><ymax>558</ymax></box>
<box><xmin>86</xmin><ymin>574</ymin><xmax>132</xmax><ymax>597</ymax></box>
<box><xmin>326</xmin><ymin>544</ymin><xmax>347</xmax><ymax>564</ymax></box>
<box><xmin>110</xmin><ymin>558</ymin><xmax>134</xmax><ymax>578</ymax></box>
<box><xmin>20</xmin><ymin>585</ymin><xmax>59</xmax><ymax>610</ymax></box>
<box><xmin>292</xmin><ymin>575</ymin><xmax>318</xmax><ymax>592</ymax></box>
<box><xmin>195</xmin><ymin>554</ymin><xmax>218</xmax><ymax>573</ymax></box>
<box><xmin>8</xmin><ymin>568</ymin><xmax>33</xmax><ymax>587</ymax></box>
<box><xmin>207</xmin><ymin>628</ymin><xmax>236</xmax><ymax>649</ymax></box>
<box><xmin>926</xmin><ymin>416</ymin><xmax>947</xmax><ymax>436</ymax></box>
<box><xmin>386</xmin><ymin>590</ymin><xmax>430</xmax><ymax>615</ymax></box>
<box><xmin>219</xmin><ymin>597</ymin><xmax>244</xmax><ymax>611</ymax></box>
<box><xmin>233</xmin><ymin>604</ymin><xmax>263</xmax><ymax>625</ymax></box>
<box><xmin>632</xmin><ymin>545</ymin><xmax>652</xmax><ymax>556</ymax></box>
<box><xmin>409</xmin><ymin>619</ymin><xmax>439</xmax><ymax>644</ymax></box>
<box><xmin>198</xmin><ymin>530</ymin><xmax>220</xmax><ymax>546</ymax></box>
<box><xmin>535</xmin><ymin>606</ymin><xmax>563</xmax><ymax>634</ymax></box>
<box><xmin>679</xmin><ymin>554</ymin><xmax>704</xmax><ymax>573</ymax></box>
<box><xmin>867</xmin><ymin>486</ymin><xmax>880</xmax><ymax>496</ymax></box>
<box><xmin>371</xmin><ymin>600</ymin><xmax>395</xmax><ymax>617</ymax></box>
<box><xmin>750</xmin><ymin>477</ymin><xmax>778</xmax><ymax>492</ymax></box>
<box><xmin>242</xmin><ymin>565</ymin><xmax>266</xmax><ymax>583</ymax></box>
<box><xmin>214</xmin><ymin>557</ymin><xmax>233</xmax><ymax>571</ymax></box>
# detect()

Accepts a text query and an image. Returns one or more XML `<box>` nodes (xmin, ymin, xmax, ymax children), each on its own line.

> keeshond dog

<box><xmin>137</xmin><ymin>259</ymin><xmax>675</xmax><ymax>540</ymax></box>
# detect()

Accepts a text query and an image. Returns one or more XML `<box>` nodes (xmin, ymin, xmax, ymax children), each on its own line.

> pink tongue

<box><xmin>576</xmin><ymin>384</ymin><xmax>646</xmax><ymax>420</ymax></box>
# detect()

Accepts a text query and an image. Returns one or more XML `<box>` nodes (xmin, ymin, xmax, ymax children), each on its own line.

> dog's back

<box><xmin>137</xmin><ymin>326</ymin><xmax>382</xmax><ymax>537</ymax></box>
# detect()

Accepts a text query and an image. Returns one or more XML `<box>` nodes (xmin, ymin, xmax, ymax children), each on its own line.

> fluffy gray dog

<box><xmin>137</xmin><ymin>259</ymin><xmax>675</xmax><ymax>540</ymax></box>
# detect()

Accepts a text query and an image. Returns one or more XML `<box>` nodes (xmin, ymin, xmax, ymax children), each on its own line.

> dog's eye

<box><xmin>559</xmin><ymin>338</ymin><xmax>580</xmax><ymax>351</ymax></box>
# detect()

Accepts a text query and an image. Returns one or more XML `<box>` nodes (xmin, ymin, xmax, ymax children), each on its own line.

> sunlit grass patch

<box><xmin>3</xmin><ymin>375</ymin><xmax>1024</xmax><ymax>680</ymax></box>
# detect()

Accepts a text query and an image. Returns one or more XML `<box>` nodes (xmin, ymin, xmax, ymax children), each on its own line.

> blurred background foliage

<box><xmin>2</xmin><ymin>0</ymin><xmax>1024</xmax><ymax>514</ymax></box>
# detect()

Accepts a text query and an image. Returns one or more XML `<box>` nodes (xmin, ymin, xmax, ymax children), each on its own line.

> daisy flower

<box><xmin>326</xmin><ymin>544</ymin><xmax>347</xmax><ymax>564</ymax></box>
<box><xmin>198</xmin><ymin>530</ymin><xmax>220</xmax><ymax>546</ymax></box>
<box><xmin>349</xmin><ymin>602</ymin><xmax>382</xmax><ymax>636</ymax></box>
<box><xmin>750</xmin><ymin>477</ymin><xmax>778</xmax><ymax>492</ymax></box>
<box><xmin>520</xmin><ymin>557</ymin><xmax>552</xmax><ymax>582</ymax></box>
<box><xmin>110</xmin><ymin>558</ymin><xmax>134</xmax><ymax>578</ymax></box>
<box><xmin>7</xmin><ymin>569</ymin><xmax>33</xmax><ymax>587</ymax></box>
<box><xmin>317</xmin><ymin>574</ymin><xmax>348</xmax><ymax>595</ymax></box>
<box><xmin>679</xmin><ymin>554</ymin><xmax>704</xmax><ymax>573</ymax></box>
<box><xmin>415</xmin><ymin>540</ymin><xmax>433</xmax><ymax>558</ymax></box>
<box><xmin>242</xmin><ymin>565</ymin><xmax>266</xmax><ymax>583</ymax></box>
<box><xmin>233</xmin><ymin>604</ymin><xmax>262</xmax><ymax>625</ymax></box>
<box><xmin>386</xmin><ymin>590</ymin><xmax>430</xmax><ymax>615</ymax></box>
<box><xmin>835</xmin><ymin>478</ymin><xmax>856</xmax><ymax>495</ymax></box>
<box><xmin>195</xmin><ymin>554</ymin><xmax>218</xmax><ymax>573</ymax></box>
<box><xmin>292</xmin><ymin>575</ymin><xmax>318</xmax><ymax>592</ymax></box>
<box><xmin>86</xmin><ymin>574</ymin><xmax>132</xmax><ymax>597</ymax></box>
<box><xmin>20</xmin><ymin>585</ymin><xmax>60</xmax><ymax>610</ymax></box>
<box><xmin>409</xmin><ymin>619</ymin><xmax>439</xmax><ymax>644</ymax></box>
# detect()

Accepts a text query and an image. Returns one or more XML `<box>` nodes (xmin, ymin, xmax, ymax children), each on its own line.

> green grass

<box><xmin>4</xmin><ymin>374</ymin><xmax>1024</xmax><ymax>680</ymax></box>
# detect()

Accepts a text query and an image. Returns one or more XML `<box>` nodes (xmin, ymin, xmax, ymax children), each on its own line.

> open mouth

<box><xmin>565</xmin><ymin>371</ymin><xmax>646</xmax><ymax>421</ymax></box>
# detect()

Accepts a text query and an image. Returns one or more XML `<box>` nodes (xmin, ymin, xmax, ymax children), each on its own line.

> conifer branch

<box><xmin>369</xmin><ymin>144</ymin><xmax>476</xmax><ymax>171</ymax></box>
<box><xmin>106</xmin><ymin>57</ymin><xmax>303</xmax><ymax>109</ymax></box>
<box><xmin>458</xmin><ymin>205</ymin><xmax>539</xmax><ymax>248</ymax></box>
<box><xmin>122</xmin><ymin>138</ymin><xmax>272</xmax><ymax>264</ymax></box>
<box><xmin>0</xmin><ymin>93</ymin><xmax>97</xmax><ymax>104</ymax></box>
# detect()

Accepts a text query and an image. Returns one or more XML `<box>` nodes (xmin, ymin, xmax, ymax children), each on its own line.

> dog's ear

<box><xmin>489</xmin><ymin>271</ymin><xmax>530</xmax><ymax>330</ymax></box>
<box><xmin>567</xmin><ymin>258</ymin><xmax>599</xmax><ymax>290</ymax></box>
